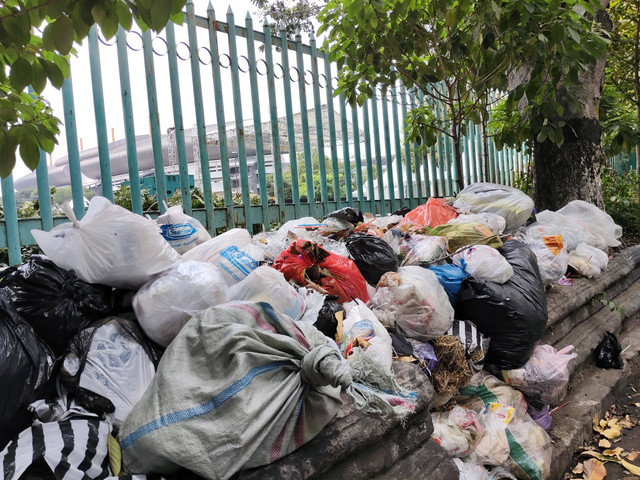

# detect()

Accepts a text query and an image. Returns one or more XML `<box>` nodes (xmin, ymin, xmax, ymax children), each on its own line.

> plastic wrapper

<box><xmin>456</xmin><ymin>240</ymin><xmax>548</xmax><ymax>369</ymax></box>
<box><xmin>568</xmin><ymin>242</ymin><xmax>609</xmax><ymax>278</ymax></box>
<box><xmin>344</xmin><ymin>233</ymin><xmax>399</xmax><ymax>285</ymax></box>
<box><xmin>427</xmin><ymin>222</ymin><xmax>503</xmax><ymax>252</ymax></box>
<box><xmin>273</xmin><ymin>239</ymin><xmax>369</xmax><ymax>304</ymax></box>
<box><xmin>432</xmin><ymin>406</ymin><xmax>485</xmax><ymax>457</ymax></box>
<box><xmin>527</xmin><ymin>404</ymin><xmax>552</xmax><ymax>430</ymax></box>
<box><xmin>59</xmin><ymin>317</ymin><xmax>160</xmax><ymax>427</ymax></box>
<box><xmin>501</xmin><ymin>345</ymin><xmax>576</xmax><ymax>409</ymax></box>
<box><xmin>400</xmin><ymin>236</ymin><xmax>448</xmax><ymax>266</ymax></box>
<box><xmin>594</xmin><ymin>331</ymin><xmax>624</xmax><ymax>369</ymax></box>
<box><xmin>448</xmin><ymin>320</ymin><xmax>490</xmax><ymax>372</ymax></box>
<box><xmin>369</xmin><ymin>266</ymin><xmax>454</xmax><ymax>340</ymax></box>
<box><xmin>0</xmin><ymin>292</ymin><xmax>55</xmax><ymax>450</ymax></box>
<box><xmin>31</xmin><ymin>197</ymin><xmax>180</xmax><ymax>289</ymax></box>
<box><xmin>182</xmin><ymin>228</ymin><xmax>263</xmax><ymax>285</ymax></box>
<box><xmin>473</xmin><ymin>410</ymin><xmax>510</xmax><ymax>466</ymax></box>
<box><xmin>0</xmin><ymin>255</ymin><xmax>113</xmax><ymax>355</ymax></box>
<box><xmin>133</xmin><ymin>261</ymin><xmax>228</xmax><ymax>347</ymax></box>
<box><xmin>533</xmin><ymin>210</ymin><xmax>593</xmax><ymax>251</ymax></box>
<box><xmin>452</xmin><ymin>245</ymin><xmax>513</xmax><ymax>284</ymax></box>
<box><xmin>453</xmin><ymin>182</ymin><xmax>535</xmax><ymax>231</ymax></box>
<box><xmin>525</xmin><ymin>236</ymin><xmax>570</xmax><ymax>287</ymax></box>
<box><xmin>228</xmin><ymin>265</ymin><xmax>305</xmax><ymax>321</ymax></box>
<box><xmin>458</xmin><ymin>372</ymin><xmax>529</xmax><ymax>421</ymax></box>
<box><xmin>157</xmin><ymin>205</ymin><xmax>212</xmax><ymax>254</ymax></box>
<box><xmin>324</xmin><ymin>207</ymin><xmax>364</xmax><ymax>225</ymax></box>
<box><xmin>453</xmin><ymin>458</ymin><xmax>490</xmax><ymax>480</ymax></box>
<box><xmin>557</xmin><ymin>199</ymin><xmax>622</xmax><ymax>249</ymax></box>
<box><xmin>427</xmin><ymin>263</ymin><xmax>469</xmax><ymax>306</ymax></box>
<box><xmin>398</xmin><ymin>197</ymin><xmax>458</xmax><ymax>230</ymax></box>
<box><xmin>342</xmin><ymin>300</ymin><xmax>393</xmax><ymax>370</ymax></box>
<box><xmin>317</xmin><ymin>217</ymin><xmax>354</xmax><ymax>238</ymax></box>
<box><xmin>407</xmin><ymin>338</ymin><xmax>438</xmax><ymax>373</ymax></box>
<box><xmin>313</xmin><ymin>295</ymin><xmax>345</xmax><ymax>339</ymax></box>
<box><xmin>448</xmin><ymin>212</ymin><xmax>507</xmax><ymax>235</ymax></box>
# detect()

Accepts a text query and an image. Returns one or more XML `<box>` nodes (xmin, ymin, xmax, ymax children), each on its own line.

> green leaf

<box><xmin>40</xmin><ymin>59</ymin><xmax>64</xmax><ymax>88</ymax></box>
<box><xmin>100</xmin><ymin>10</ymin><xmax>119</xmax><ymax>39</ymax></box>
<box><xmin>572</xmin><ymin>4</ymin><xmax>586</xmax><ymax>17</ymax></box>
<box><xmin>115</xmin><ymin>2</ymin><xmax>133</xmax><ymax>31</ymax></box>
<box><xmin>172</xmin><ymin>0</ymin><xmax>185</xmax><ymax>15</ymax></box>
<box><xmin>9</xmin><ymin>57</ymin><xmax>33</xmax><ymax>93</ymax></box>
<box><xmin>31</xmin><ymin>61</ymin><xmax>47</xmax><ymax>94</ymax></box>
<box><xmin>169</xmin><ymin>11</ymin><xmax>183</xmax><ymax>25</ymax></box>
<box><xmin>51</xmin><ymin>16</ymin><xmax>75</xmax><ymax>54</ymax></box>
<box><xmin>4</xmin><ymin>15</ymin><xmax>32</xmax><ymax>46</ymax></box>
<box><xmin>567</xmin><ymin>27</ymin><xmax>580</xmax><ymax>44</ymax></box>
<box><xmin>445</xmin><ymin>10</ymin><xmax>456</xmax><ymax>28</ymax></box>
<box><xmin>149</xmin><ymin>0</ymin><xmax>172</xmax><ymax>31</ymax></box>
<box><xmin>550</xmin><ymin>23</ymin><xmax>563</xmax><ymax>43</ymax></box>
<box><xmin>19</xmin><ymin>135</ymin><xmax>40</xmax><ymax>170</ymax></box>
<box><xmin>0</xmin><ymin>131</ymin><xmax>18</xmax><ymax>179</ymax></box>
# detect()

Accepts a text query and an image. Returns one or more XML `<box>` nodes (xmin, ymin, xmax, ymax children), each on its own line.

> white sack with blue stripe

<box><xmin>118</xmin><ymin>301</ymin><xmax>414</xmax><ymax>480</ymax></box>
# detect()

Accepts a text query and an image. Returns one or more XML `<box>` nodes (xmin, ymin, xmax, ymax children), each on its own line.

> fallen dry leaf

<box><xmin>603</xmin><ymin>447</ymin><xmax>624</xmax><ymax>456</ymax></box>
<box><xmin>598</xmin><ymin>439</ymin><xmax>611</xmax><ymax>448</ymax></box>
<box><xmin>601</xmin><ymin>427</ymin><xmax>622</xmax><ymax>439</ymax></box>
<box><xmin>633</xmin><ymin>402</ymin><xmax>640</xmax><ymax>408</ymax></box>
<box><xmin>572</xmin><ymin>462</ymin><xmax>584</xmax><ymax>474</ymax></box>
<box><xmin>583</xmin><ymin>458</ymin><xmax>607</xmax><ymax>480</ymax></box>
<box><xmin>628</xmin><ymin>451</ymin><xmax>639</xmax><ymax>461</ymax></box>
<box><xmin>607</xmin><ymin>418</ymin><xmax>620</xmax><ymax>427</ymax></box>
<box><xmin>619</xmin><ymin>415</ymin><xmax>635</xmax><ymax>429</ymax></box>
<box><xmin>619</xmin><ymin>458</ymin><xmax>640</xmax><ymax>475</ymax></box>
<box><xmin>600</xmin><ymin>419</ymin><xmax>608</xmax><ymax>428</ymax></box>
<box><xmin>580</xmin><ymin>450</ymin><xmax>640</xmax><ymax>476</ymax></box>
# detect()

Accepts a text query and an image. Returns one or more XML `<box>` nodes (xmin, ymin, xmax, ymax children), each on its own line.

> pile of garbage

<box><xmin>0</xmin><ymin>183</ymin><xmax>623</xmax><ymax>480</ymax></box>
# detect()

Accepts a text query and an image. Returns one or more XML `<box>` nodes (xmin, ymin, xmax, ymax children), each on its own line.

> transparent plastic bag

<box><xmin>525</xmin><ymin>237</ymin><xmax>570</xmax><ymax>287</ymax></box>
<box><xmin>501</xmin><ymin>345</ymin><xmax>576</xmax><ymax>408</ymax></box>
<box><xmin>133</xmin><ymin>261</ymin><xmax>228</xmax><ymax>347</ymax></box>
<box><xmin>533</xmin><ymin>210</ymin><xmax>593</xmax><ymax>251</ymax></box>
<box><xmin>453</xmin><ymin>458</ymin><xmax>491</xmax><ymax>480</ymax></box>
<box><xmin>228</xmin><ymin>266</ymin><xmax>305</xmax><ymax>321</ymax></box>
<box><xmin>448</xmin><ymin>212</ymin><xmax>507</xmax><ymax>235</ymax></box>
<box><xmin>568</xmin><ymin>243</ymin><xmax>609</xmax><ymax>278</ymax></box>
<box><xmin>557</xmin><ymin>200</ymin><xmax>622</xmax><ymax>249</ymax></box>
<box><xmin>369</xmin><ymin>266</ymin><xmax>454</xmax><ymax>340</ymax></box>
<box><xmin>401</xmin><ymin>236</ymin><xmax>448</xmax><ymax>266</ymax></box>
<box><xmin>31</xmin><ymin>197</ymin><xmax>179</xmax><ymax>289</ymax></box>
<box><xmin>342</xmin><ymin>299</ymin><xmax>393</xmax><ymax>370</ymax></box>
<box><xmin>182</xmin><ymin>228</ymin><xmax>263</xmax><ymax>285</ymax></box>
<box><xmin>157</xmin><ymin>205</ymin><xmax>211</xmax><ymax>254</ymax></box>
<box><xmin>432</xmin><ymin>406</ymin><xmax>485</xmax><ymax>457</ymax></box>
<box><xmin>453</xmin><ymin>183</ymin><xmax>534</xmax><ymax>231</ymax></box>
<box><xmin>452</xmin><ymin>245</ymin><xmax>513</xmax><ymax>284</ymax></box>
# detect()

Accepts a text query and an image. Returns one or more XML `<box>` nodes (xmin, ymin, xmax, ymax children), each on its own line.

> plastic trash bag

<box><xmin>501</xmin><ymin>345</ymin><xmax>576</xmax><ymax>408</ymax></box>
<box><xmin>398</xmin><ymin>197</ymin><xmax>458</xmax><ymax>230</ymax></box>
<box><xmin>407</xmin><ymin>338</ymin><xmax>438</xmax><ymax>373</ymax></box>
<box><xmin>525</xmin><ymin>236</ymin><xmax>570</xmax><ymax>287</ymax></box>
<box><xmin>324</xmin><ymin>206</ymin><xmax>364</xmax><ymax>225</ymax></box>
<box><xmin>342</xmin><ymin>299</ymin><xmax>393</xmax><ymax>370</ymax></box>
<box><xmin>31</xmin><ymin>197</ymin><xmax>180</xmax><ymax>289</ymax></box>
<box><xmin>453</xmin><ymin>458</ymin><xmax>491</xmax><ymax>480</ymax></box>
<box><xmin>431</xmin><ymin>406</ymin><xmax>485</xmax><ymax>457</ymax></box>
<box><xmin>0</xmin><ymin>292</ymin><xmax>55</xmax><ymax>450</ymax></box>
<box><xmin>0</xmin><ymin>255</ymin><xmax>113</xmax><ymax>355</ymax></box>
<box><xmin>456</xmin><ymin>240</ymin><xmax>548</xmax><ymax>369</ymax></box>
<box><xmin>557</xmin><ymin>200</ymin><xmax>622</xmax><ymax>249</ymax></box>
<box><xmin>452</xmin><ymin>245</ymin><xmax>513</xmax><ymax>284</ymax></box>
<box><xmin>313</xmin><ymin>295</ymin><xmax>345</xmax><ymax>340</ymax></box>
<box><xmin>527</xmin><ymin>404</ymin><xmax>553</xmax><ymax>430</ymax></box>
<box><xmin>119</xmin><ymin>302</ymin><xmax>413</xmax><ymax>480</ymax></box>
<box><xmin>273</xmin><ymin>239</ymin><xmax>369</xmax><ymax>304</ymax></box>
<box><xmin>369</xmin><ymin>266</ymin><xmax>454</xmax><ymax>340</ymax></box>
<box><xmin>472</xmin><ymin>410</ymin><xmax>511</xmax><ymax>466</ymax></box>
<box><xmin>133</xmin><ymin>261</ymin><xmax>228</xmax><ymax>347</ymax></box>
<box><xmin>157</xmin><ymin>205</ymin><xmax>211</xmax><ymax>254</ymax></box>
<box><xmin>59</xmin><ymin>317</ymin><xmax>160</xmax><ymax>427</ymax></box>
<box><xmin>533</xmin><ymin>210</ymin><xmax>593</xmax><ymax>251</ymax></box>
<box><xmin>594</xmin><ymin>331</ymin><xmax>624</xmax><ymax>369</ymax></box>
<box><xmin>458</xmin><ymin>372</ymin><xmax>529</xmax><ymax>422</ymax></box>
<box><xmin>568</xmin><ymin>243</ymin><xmax>609</xmax><ymax>278</ymax></box>
<box><xmin>427</xmin><ymin>263</ymin><xmax>470</xmax><ymax>306</ymax></box>
<box><xmin>427</xmin><ymin>222</ymin><xmax>503</xmax><ymax>252</ymax></box>
<box><xmin>401</xmin><ymin>235</ymin><xmax>448</xmax><ymax>266</ymax></box>
<box><xmin>182</xmin><ymin>228</ymin><xmax>263</xmax><ymax>285</ymax></box>
<box><xmin>317</xmin><ymin>217</ymin><xmax>354</xmax><ymax>238</ymax></box>
<box><xmin>448</xmin><ymin>320</ymin><xmax>490</xmax><ymax>372</ymax></box>
<box><xmin>453</xmin><ymin>182</ymin><xmax>535</xmax><ymax>231</ymax></box>
<box><xmin>228</xmin><ymin>265</ymin><xmax>305</xmax><ymax>321</ymax></box>
<box><xmin>448</xmin><ymin>212</ymin><xmax>507</xmax><ymax>235</ymax></box>
<box><xmin>344</xmin><ymin>233</ymin><xmax>399</xmax><ymax>285</ymax></box>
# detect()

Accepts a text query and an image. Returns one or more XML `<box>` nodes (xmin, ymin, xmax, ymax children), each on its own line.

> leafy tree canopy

<box><xmin>0</xmin><ymin>0</ymin><xmax>186</xmax><ymax>178</ymax></box>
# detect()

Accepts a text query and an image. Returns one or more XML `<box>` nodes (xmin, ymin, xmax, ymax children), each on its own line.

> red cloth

<box><xmin>273</xmin><ymin>239</ymin><xmax>369</xmax><ymax>304</ymax></box>
<box><xmin>399</xmin><ymin>197</ymin><xmax>458</xmax><ymax>230</ymax></box>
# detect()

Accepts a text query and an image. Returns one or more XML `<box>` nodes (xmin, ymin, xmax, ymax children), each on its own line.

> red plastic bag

<box><xmin>273</xmin><ymin>239</ymin><xmax>369</xmax><ymax>304</ymax></box>
<box><xmin>399</xmin><ymin>197</ymin><xmax>458</xmax><ymax>230</ymax></box>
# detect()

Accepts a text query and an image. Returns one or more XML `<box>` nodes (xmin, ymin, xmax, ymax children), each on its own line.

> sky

<box><xmin>13</xmin><ymin>0</ymin><xmax>317</xmax><ymax>182</ymax></box>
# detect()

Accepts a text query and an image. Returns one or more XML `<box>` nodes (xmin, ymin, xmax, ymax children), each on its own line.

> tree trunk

<box><xmin>532</xmin><ymin>5</ymin><xmax>612</xmax><ymax>212</ymax></box>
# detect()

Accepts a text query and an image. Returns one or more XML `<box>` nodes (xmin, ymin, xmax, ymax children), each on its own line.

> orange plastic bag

<box><xmin>399</xmin><ymin>198</ymin><xmax>458</xmax><ymax>230</ymax></box>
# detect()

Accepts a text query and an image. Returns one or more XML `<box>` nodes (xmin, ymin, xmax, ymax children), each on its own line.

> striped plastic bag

<box><xmin>118</xmin><ymin>301</ymin><xmax>413</xmax><ymax>480</ymax></box>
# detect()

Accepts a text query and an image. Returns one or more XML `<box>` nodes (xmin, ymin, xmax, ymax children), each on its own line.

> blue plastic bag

<box><xmin>427</xmin><ymin>263</ymin><xmax>469</xmax><ymax>306</ymax></box>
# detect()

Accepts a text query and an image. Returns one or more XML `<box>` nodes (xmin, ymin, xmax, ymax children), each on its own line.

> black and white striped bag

<box><xmin>447</xmin><ymin>320</ymin><xmax>490</xmax><ymax>372</ymax></box>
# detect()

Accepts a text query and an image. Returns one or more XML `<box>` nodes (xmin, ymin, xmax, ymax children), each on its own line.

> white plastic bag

<box><xmin>369</xmin><ymin>266</ymin><xmax>454</xmax><ymax>340</ymax></box>
<box><xmin>133</xmin><ymin>261</ymin><xmax>228</xmax><ymax>347</ymax></box>
<box><xmin>157</xmin><ymin>205</ymin><xmax>211</xmax><ymax>254</ymax></box>
<box><xmin>533</xmin><ymin>210</ymin><xmax>593</xmax><ymax>251</ymax></box>
<box><xmin>31</xmin><ymin>197</ymin><xmax>179</xmax><ymax>289</ymax></box>
<box><xmin>452</xmin><ymin>245</ymin><xmax>513</xmax><ymax>284</ymax></box>
<box><xmin>342</xmin><ymin>300</ymin><xmax>393</xmax><ymax>370</ymax></box>
<box><xmin>401</xmin><ymin>236</ymin><xmax>448</xmax><ymax>266</ymax></box>
<box><xmin>228</xmin><ymin>266</ymin><xmax>305</xmax><ymax>321</ymax></box>
<box><xmin>453</xmin><ymin>458</ymin><xmax>491</xmax><ymax>480</ymax></box>
<box><xmin>448</xmin><ymin>212</ymin><xmax>507</xmax><ymax>235</ymax></box>
<box><xmin>568</xmin><ymin>243</ymin><xmax>609</xmax><ymax>278</ymax></box>
<box><xmin>431</xmin><ymin>406</ymin><xmax>485</xmax><ymax>457</ymax></box>
<box><xmin>525</xmin><ymin>237</ymin><xmax>569</xmax><ymax>287</ymax></box>
<box><xmin>557</xmin><ymin>200</ymin><xmax>622</xmax><ymax>249</ymax></box>
<box><xmin>453</xmin><ymin>183</ymin><xmax>534</xmax><ymax>231</ymax></box>
<box><xmin>182</xmin><ymin>228</ymin><xmax>264</xmax><ymax>285</ymax></box>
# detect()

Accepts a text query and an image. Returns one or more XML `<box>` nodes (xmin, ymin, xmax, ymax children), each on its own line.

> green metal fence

<box><xmin>0</xmin><ymin>1</ymin><xmax>529</xmax><ymax>266</ymax></box>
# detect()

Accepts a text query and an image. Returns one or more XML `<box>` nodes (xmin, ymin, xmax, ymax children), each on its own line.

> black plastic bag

<box><xmin>392</xmin><ymin>206</ymin><xmax>412</xmax><ymax>216</ymax></box>
<box><xmin>0</xmin><ymin>291</ymin><xmax>55</xmax><ymax>450</ymax></box>
<box><xmin>313</xmin><ymin>296</ymin><xmax>344</xmax><ymax>339</ymax></box>
<box><xmin>345</xmin><ymin>233</ymin><xmax>399</xmax><ymax>285</ymax></box>
<box><xmin>324</xmin><ymin>207</ymin><xmax>364</xmax><ymax>225</ymax></box>
<box><xmin>455</xmin><ymin>240</ymin><xmax>548</xmax><ymax>370</ymax></box>
<box><xmin>0</xmin><ymin>255</ymin><xmax>114</xmax><ymax>355</ymax></box>
<box><xmin>594</xmin><ymin>331</ymin><xmax>624</xmax><ymax>369</ymax></box>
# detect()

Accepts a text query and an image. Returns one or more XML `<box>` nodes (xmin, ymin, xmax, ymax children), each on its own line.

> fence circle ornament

<box><xmin>318</xmin><ymin>73</ymin><xmax>328</xmax><ymax>88</ymax></box>
<box><xmin>125</xmin><ymin>31</ymin><xmax>144</xmax><ymax>51</ymax></box>
<box><xmin>151</xmin><ymin>36</ymin><xmax>169</xmax><ymax>56</ymax></box>
<box><xmin>332</xmin><ymin>76</ymin><xmax>339</xmax><ymax>90</ymax></box>
<box><xmin>289</xmin><ymin>66</ymin><xmax>300</xmax><ymax>82</ymax></box>
<box><xmin>238</xmin><ymin>55</ymin><xmax>250</xmax><ymax>73</ymax></box>
<box><xmin>198</xmin><ymin>47</ymin><xmax>213</xmax><ymax>66</ymax></box>
<box><xmin>256</xmin><ymin>59</ymin><xmax>268</xmax><ymax>76</ymax></box>
<box><xmin>219</xmin><ymin>53</ymin><xmax>231</xmax><ymax>68</ymax></box>
<box><xmin>273</xmin><ymin>63</ymin><xmax>284</xmax><ymax>79</ymax></box>
<box><xmin>176</xmin><ymin>42</ymin><xmax>192</xmax><ymax>60</ymax></box>
<box><xmin>304</xmin><ymin>70</ymin><xmax>314</xmax><ymax>85</ymax></box>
